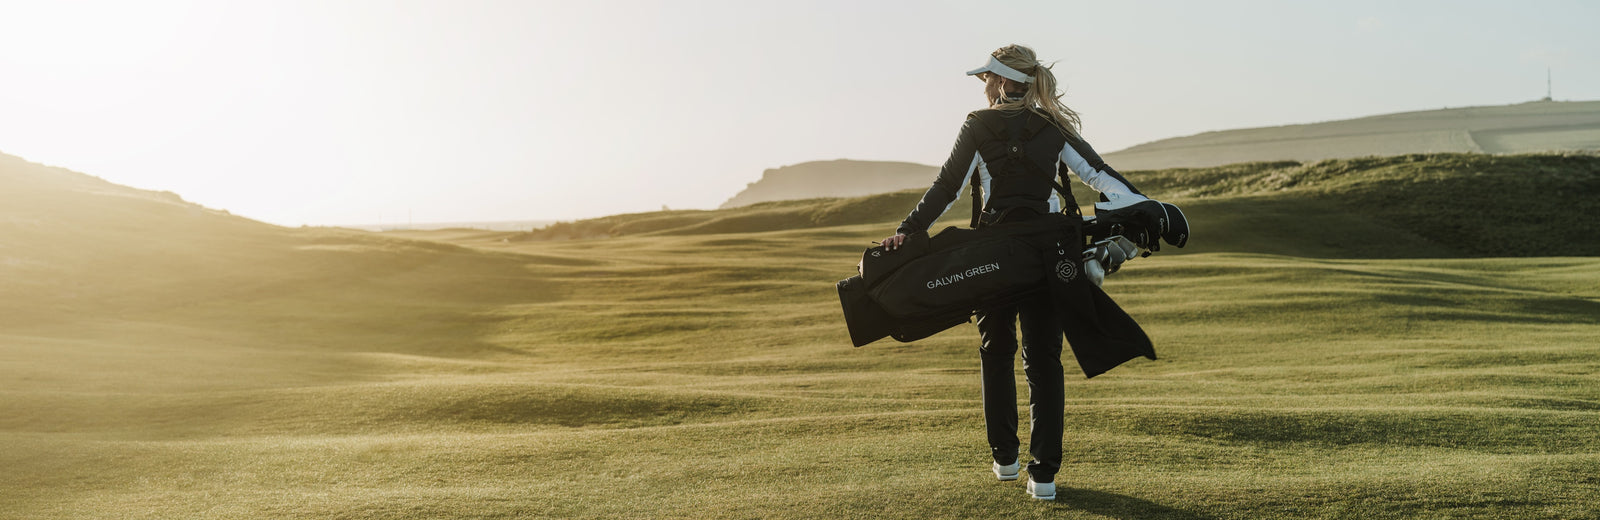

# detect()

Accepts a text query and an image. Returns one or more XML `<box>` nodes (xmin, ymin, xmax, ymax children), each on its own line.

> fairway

<box><xmin>4</xmin><ymin>153</ymin><xmax>1600</xmax><ymax>518</ymax></box>
<box><xmin>5</xmin><ymin>227</ymin><xmax>1600</xmax><ymax>518</ymax></box>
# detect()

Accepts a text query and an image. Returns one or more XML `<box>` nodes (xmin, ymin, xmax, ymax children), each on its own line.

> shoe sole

<box><xmin>996</xmin><ymin>473</ymin><xmax>1019</xmax><ymax>481</ymax></box>
<box><xmin>1027</xmin><ymin>482</ymin><xmax>1055</xmax><ymax>500</ymax></box>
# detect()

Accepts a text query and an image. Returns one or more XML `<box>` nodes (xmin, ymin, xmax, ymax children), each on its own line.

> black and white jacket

<box><xmin>897</xmin><ymin>106</ymin><xmax>1146</xmax><ymax>236</ymax></box>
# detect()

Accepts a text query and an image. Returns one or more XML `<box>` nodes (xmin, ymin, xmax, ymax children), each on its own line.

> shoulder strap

<box><xmin>1003</xmin><ymin>111</ymin><xmax>1076</xmax><ymax>212</ymax></box>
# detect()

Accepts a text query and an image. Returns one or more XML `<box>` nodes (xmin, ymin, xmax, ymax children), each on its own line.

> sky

<box><xmin>1</xmin><ymin>0</ymin><xmax>1595</xmax><ymax>227</ymax></box>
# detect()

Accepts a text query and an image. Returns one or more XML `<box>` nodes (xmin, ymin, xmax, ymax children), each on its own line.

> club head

<box><xmin>1159</xmin><ymin>202</ymin><xmax>1189</xmax><ymax>248</ymax></box>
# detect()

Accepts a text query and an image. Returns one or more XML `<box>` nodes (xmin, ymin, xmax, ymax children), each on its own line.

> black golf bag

<box><xmin>836</xmin><ymin>211</ymin><xmax>1161</xmax><ymax>378</ymax></box>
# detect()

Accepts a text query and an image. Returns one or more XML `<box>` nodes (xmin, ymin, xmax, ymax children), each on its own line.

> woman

<box><xmin>880</xmin><ymin>44</ymin><xmax>1148</xmax><ymax>501</ymax></box>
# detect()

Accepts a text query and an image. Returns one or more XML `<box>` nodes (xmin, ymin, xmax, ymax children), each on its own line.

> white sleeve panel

<box><xmin>975</xmin><ymin>156</ymin><xmax>992</xmax><ymax>208</ymax></box>
<box><xmin>1059</xmin><ymin>143</ymin><xmax>1143</xmax><ymax>199</ymax></box>
<box><xmin>931</xmin><ymin>153</ymin><xmax>984</xmax><ymax>224</ymax></box>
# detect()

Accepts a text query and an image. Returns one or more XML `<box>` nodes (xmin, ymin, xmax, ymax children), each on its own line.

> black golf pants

<box><xmin>976</xmin><ymin>292</ymin><xmax>1064</xmax><ymax>483</ymax></box>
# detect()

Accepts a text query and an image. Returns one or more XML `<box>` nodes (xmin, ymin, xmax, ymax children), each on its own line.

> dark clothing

<box><xmin>897</xmin><ymin>106</ymin><xmax>1143</xmax><ymax>484</ymax></box>
<box><xmin>977</xmin><ymin>292</ymin><xmax>1064</xmax><ymax>482</ymax></box>
<box><xmin>896</xmin><ymin>108</ymin><xmax>1144</xmax><ymax>237</ymax></box>
<box><xmin>972</xmin><ymin>206</ymin><xmax>1067</xmax><ymax>483</ymax></box>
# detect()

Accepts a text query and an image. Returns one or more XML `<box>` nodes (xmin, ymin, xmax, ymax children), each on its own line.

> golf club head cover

<box><xmin>1158</xmin><ymin>202</ymin><xmax>1189</xmax><ymax>248</ymax></box>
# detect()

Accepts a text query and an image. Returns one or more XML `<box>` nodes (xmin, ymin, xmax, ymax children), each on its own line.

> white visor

<box><xmin>965</xmin><ymin>56</ymin><xmax>1033</xmax><ymax>83</ymax></box>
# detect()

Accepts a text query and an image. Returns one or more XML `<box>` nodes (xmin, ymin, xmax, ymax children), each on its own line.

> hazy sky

<box><xmin>1</xmin><ymin>0</ymin><xmax>1595</xmax><ymax>226</ymax></box>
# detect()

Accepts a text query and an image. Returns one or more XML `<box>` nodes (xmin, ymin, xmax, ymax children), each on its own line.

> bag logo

<box><xmin>926</xmin><ymin>262</ymin><xmax>1002</xmax><ymax>289</ymax></box>
<box><xmin>1055</xmin><ymin>259</ymin><xmax>1078</xmax><ymax>283</ymax></box>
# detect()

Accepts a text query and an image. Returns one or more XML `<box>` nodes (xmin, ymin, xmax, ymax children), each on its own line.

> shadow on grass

<box><xmin>1051</xmin><ymin>487</ymin><xmax>1213</xmax><ymax>520</ymax></box>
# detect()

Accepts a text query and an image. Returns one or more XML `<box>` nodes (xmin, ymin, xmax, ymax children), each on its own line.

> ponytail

<box><xmin>988</xmin><ymin>45</ymin><xmax>1083</xmax><ymax>139</ymax></box>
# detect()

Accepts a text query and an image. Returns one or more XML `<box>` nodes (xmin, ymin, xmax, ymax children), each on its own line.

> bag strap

<box><xmin>1003</xmin><ymin>113</ymin><xmax>1078</xmax><ymax>215</ymax></box>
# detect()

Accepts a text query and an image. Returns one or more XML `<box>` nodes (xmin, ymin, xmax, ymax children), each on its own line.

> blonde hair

<box><xmin>988</xmin><ymin>44</ymin><xmax>1082</xmax><ymax>139</ymax></box>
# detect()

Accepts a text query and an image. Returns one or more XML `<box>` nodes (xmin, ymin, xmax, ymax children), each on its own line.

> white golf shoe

<box><xmin>992</xmin><ymin>460</ymin><xmax>1020</xmax><ymax>481</ymax></box>
<box><xmin>1027</xmin><ymin>479</ymin><xmax>1056</xmax><ymax>500</ymax></box>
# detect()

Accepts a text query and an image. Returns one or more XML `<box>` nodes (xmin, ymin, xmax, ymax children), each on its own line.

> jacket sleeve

<box><xmin>1060</xmin><ymin>132</ymin><xmax>1144</xmax><ymax>198</ymax></box>
<box><xmin>897</xmin><ymin>117</ymin><xmax>983</xmax><ymax>236</ymax></box>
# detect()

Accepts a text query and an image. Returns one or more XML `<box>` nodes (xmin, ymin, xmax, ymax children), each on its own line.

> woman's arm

<box><xmin>1059</xmin><ymin>132</ymin><xmax>1146</xmax><ymax>206</ymax></box>
<box><xmin>895</xmin><ymin>116</ymin><xmax>985</xmax><ymax>237</ymax></box>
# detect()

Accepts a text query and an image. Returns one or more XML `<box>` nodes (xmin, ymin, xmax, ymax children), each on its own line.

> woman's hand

<box><xmin>879</xmin><ymin>233</ymin><xmax>907</xmax><ymax>251</ymax></box>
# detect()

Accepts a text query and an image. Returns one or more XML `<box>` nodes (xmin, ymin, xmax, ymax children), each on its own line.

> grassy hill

<box><xmin>718</xmin><ymin>159</ymin><xmax>937</xmax><ymax>209</ymax></box>
<box><xmin>716</xmin><ymin>101</ymin><xmax>1600</xmax><ymax>208</ymax></box>
<box><xmin>4</xmin><ymin>151</ymin><xmax>1600</xmax><ymax>518</ymax></box>
<box><xmin>1105</xmin><ymin>100</ymin><xmax>1600</xmax><ymax>171</ymax></box>
<box><xmin>520</xmin><ymin>153</ymin><xmax>1600</xmax><ymax>258</ymax></box>
<box><xmin>0</xmin><ymin>150</ymin><xmax>547</xmax><ymax>410</ymax></box>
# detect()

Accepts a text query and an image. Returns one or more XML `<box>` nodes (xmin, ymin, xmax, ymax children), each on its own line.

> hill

<box><xmin>718</xmin><ymin>159</ymin><xmax>936</xmax><ymax>209</ymax></box>
<box><xmin>518</xmin><ymin>153</ymin><xmax>1600</xmax><ymax>258</ymax></box>
<box><xmin>1104</xmin><ymin>100</ymin><xmax>1600</xmax><ymax>171</ymax></box>
<box><xmin>717</xmin><ymin>101</ymin><xmax>1600</xmax><ymax>207</ymax></box>
<box><xmin>0</xmin><ymin>150</ymin><xmax>546</xmax><ymax>391</ymax></box>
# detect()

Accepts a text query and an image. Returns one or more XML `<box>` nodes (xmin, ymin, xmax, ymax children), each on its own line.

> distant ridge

<box><xmin>348</xmin><ymin>219</ymin><xmax>558</xmax><ymax>232</ymax></box>
<box><xmin>718</xmin><ymin>159</ymin><xmax>935</xmax><ymax>209</ymax></box>
<box><xmin>720</xmin><ymin>101</ymin><xmax>1600</xmax><ymax>208</ymax></box>
<box><xmin>1103</xmin><ymin>100</ymin><xmax>1600</xmax><ymax>170</ymax></box>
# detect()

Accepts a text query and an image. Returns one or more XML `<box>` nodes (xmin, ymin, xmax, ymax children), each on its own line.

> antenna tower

<box><xmin>1543</xmin><ymin>67</ymin><xmax>1553</xmax><ymax>102</ymax></box>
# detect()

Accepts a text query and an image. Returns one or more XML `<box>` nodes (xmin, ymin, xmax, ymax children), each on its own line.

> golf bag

<box><xmin>836</xmin><ymin>211</ymin><xmax>1160</xmax><ymax>378</ymax></box>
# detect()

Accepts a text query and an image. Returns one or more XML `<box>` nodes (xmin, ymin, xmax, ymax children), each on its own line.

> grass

<box><xmin>3</xmin><ymin>152</ymin><xmax>1600</xmax><ymax>518</ymax></box>
<box><xmin>5</xmin><ymin>227</ymin><xmax>1598</xmax><ymax>518</ymax></box>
